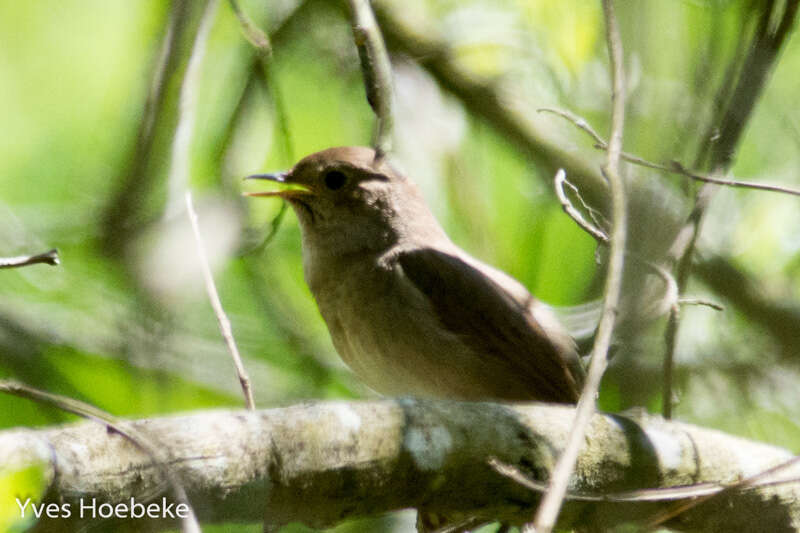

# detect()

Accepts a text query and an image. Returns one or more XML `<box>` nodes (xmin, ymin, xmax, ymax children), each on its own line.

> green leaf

<box><xmin>0</xmin><ymin>462</ymin><xmax>49</xmax><ymax>532</ymax></box>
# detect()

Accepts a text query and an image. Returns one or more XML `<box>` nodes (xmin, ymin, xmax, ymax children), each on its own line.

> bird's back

<box><xmin>309</xmin><ymin>242</ymin><xmax>582</xmax><ymax>403</ymax></box>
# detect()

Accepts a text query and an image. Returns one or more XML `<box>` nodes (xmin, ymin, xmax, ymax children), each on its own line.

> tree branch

<box><xmin>1</xmin><ymin>400</ymin><xmax>798</xmax><ymax>532</ymax></box>
<box><xmin>347</xmin><ymin>0</ymin><xmax>395</xmax><ymax>159</ymax></box>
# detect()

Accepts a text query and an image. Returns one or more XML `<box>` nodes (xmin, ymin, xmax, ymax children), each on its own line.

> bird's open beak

<box><xmin>243</xmin><ymin>172</ymin><xmax>313</xmax><ymax>199</ymax></box>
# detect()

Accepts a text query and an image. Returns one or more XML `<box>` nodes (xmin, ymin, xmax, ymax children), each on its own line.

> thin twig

<box><xmin>493</xmin><ymin>458</ymin><xmax>720</xmax><ymax>502</ymax></box>
<box><xmin>346</xmin><ymin>0</ymin><xmax>395</xmax><ymax>159</ymax></box>
<box><xmin>668</xmin><ymin>163</ymin><xmax>800</xmax><ymax>196</ymax></box>
<box><xmin>186</xmin><ymin>192</ymin><xmax>255</xmax><ymax>410</ymax></box>
<box><xmin>228</xmin><ymin>0</ymin><xmax>273</xmax><ymax>55</ymax></box>
<box><xmin>165</xmin><ymin>0</ymin><xmax>219</xmax><ymax>217</ymax></box>
<box><xmin>709</xmin><ymin>0</ymin><xmax>800</xmax><ymax>169</ymax></box>
<box><xmin>662</xmin><ymin>306</ymin><xmax>679</xmax><ymax>419</ymax></box>
<box><xmin>0</xmin><ymin>248</ymin><xmax>60</xmax><ymax>269</ymax></box>
<box><xmin>663</xmin><ymin>182</ymin><xmax>716</xmax><ymax>419</ymax></box>
<box><xmin>638</xmin><ymin>255</ymin><xmax>679</xmax><ymax>317</ymax></box>
<box><xmin>645</xmin><ymin>454</ymin><xmax>800</xmax><ymax>530</ymax></box>
<box><xmin>529</xmin><ymin>2</ymin><xmax>627</xmax><ymax>532</ymax></box>
<box><xmin>0</xmin><ymin>380</ymin><xmax>201</xmax><ymax>533</ymax></box>
<box><xmin>554</xmin><ymin>169</ymin><xmax>609</xmax><ymax>243</ymax></box>
<box><xmin>491</xmin><ymin>457</ymin><xmax>800</xmax><ymax>505</ymax></box>
<box><xmin>540</xmin><ymin>107</ymin><xmax>800</xmax><ymax>197</ymax></box>
<box><xmin>165</xmin><ymin>0</ymin><xmax>255</xmax><ymax>409</ymax></box>
<box><xmin>678</xmin><ymin>297</ymin><xmax>724</xmax><ymax>311</ymax></box>
<box><xmin>538</xmin><ymin>107</ymin><xmax>606</xmax><ymax>146</ymax></box>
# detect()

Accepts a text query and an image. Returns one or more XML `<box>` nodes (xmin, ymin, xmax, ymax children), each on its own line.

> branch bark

<box><xmin>2</xmin><ymin>400</ymin><xmax>798</xmax><ymax>532</ymax></box>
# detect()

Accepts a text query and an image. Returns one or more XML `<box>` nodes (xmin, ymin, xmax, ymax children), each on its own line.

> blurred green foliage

<box><xmin>1</xmin><ymin>0</ymin><xmax>799</xmax><ymax>531</ymax></box>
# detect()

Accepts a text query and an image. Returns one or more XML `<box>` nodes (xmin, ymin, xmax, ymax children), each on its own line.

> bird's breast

<box><xmin>304</xmin><ymin>253</ymin><xmax>472</xmax><ymax>397</ymax></box>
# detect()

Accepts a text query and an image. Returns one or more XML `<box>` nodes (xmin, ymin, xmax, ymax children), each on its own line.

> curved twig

<box><xmin>0</xmin><ymin>249</ymin><xmax>60</xmax><ymax>269</ymax></box>
<box><xmin>186</xmin><ymin>192</ymin><xmax>255</xmax><ymax>410</ymax></box>
<box><xmin>554</xmin><ymin>169</ymin><xmax>609</xmax><ymax>243</ymax></box>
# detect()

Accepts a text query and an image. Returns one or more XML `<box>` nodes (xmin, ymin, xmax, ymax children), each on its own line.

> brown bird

<box><xmin>247</xmin><ymin>146</ymin><xmax>583</xmax><ymax>403</ymax></box>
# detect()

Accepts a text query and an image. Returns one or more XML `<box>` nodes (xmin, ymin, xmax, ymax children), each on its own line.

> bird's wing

<box><xmin>397</xmin><ymin>247</ymin><xmax>580</xmax><ymax>403</ymax></box>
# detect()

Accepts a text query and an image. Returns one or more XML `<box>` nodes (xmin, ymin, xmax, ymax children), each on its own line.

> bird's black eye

<box><xmin>324</xmin><ymin>170</ymin><xmax>347</xmax><ymax>190</ymax></box>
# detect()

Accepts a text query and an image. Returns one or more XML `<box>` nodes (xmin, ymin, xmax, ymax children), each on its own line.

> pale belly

<box><xmin>310</xmin><ymin>258</ymin><xmax>526</xmax><ymax>400</ymax></box>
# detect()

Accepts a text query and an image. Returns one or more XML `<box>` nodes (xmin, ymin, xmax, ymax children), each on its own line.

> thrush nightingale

<box><xmin>247</xmin><ymin>147</ymin><xmax>583</xmax><ymax>403</ymax></box>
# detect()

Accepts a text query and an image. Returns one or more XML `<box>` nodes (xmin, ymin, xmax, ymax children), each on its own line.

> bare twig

<box><xmin>639</xmin><ymin>256</ymin><xmax>679</xmax><ymax>316</ymax></box>
<box><xmin>529</xmin><ymin>2</ymin><xmax>627</xmax><ymax>532</ymax></box>
<box><xmin>707</xmin><ymin>0</ymin><xmax>800</xmax><ymax>170</ymax></box>
<box><xmin>540</xmin><ymin>107</ymin><xmax>800</xmax><ymax>197</ymax></box>
<box><xmin>663</xmin><ymin>182</ymin><xmax>715</xmax><ymax>419</ymax></box>
<box><xmin>163</xmin><ymin>0</ymin><xmax>255</xmax><ymax>410</ymax></box>
<box><xmin>677</xmin><ymin>298</ymin><xmax>724</xmax><ymax>311</ymax></box>
<box><xmin>346</xmin><ymin>0</ymin><xmax>395</xmax><ymax>159</ymax></box>
<box><xmin>228</xmin><ymin>0</ymin><xmax>273</xmax><ymax>56</ymax></box>
<box><xmin>0</xmin><ymin>380</ymin><xmax>201</xmax><ymax>533</ymax></box>
<box><xmin>0</xmin><ymin>248</ymin><xmax>60</xmax><ymax>269</ymax></box>
<box><xmin>662</xmin><ymin>306</ymin><xmax>680</xmax><ymax>419</ymax></box>
<box><xmin>664</xmin><ymin>161</ymin><xmax>800</xmax><ymax>196</ymax></box>
<box><xmin>645</xmin><ymin>454</ymin><xmax>800</xmax><ymax>530</ymax></box>
<box><xmin>492</xmin><ymin>458</ymin><xmax>719</xmax><ymax>503</ymax></box>
<box><xmin>186</xmin><ymin>192</ymin><xmax>255</xmax><ymax>410</ymax></box>
<box><xmin>554</xmin><ymin>169</ymin><xmax>609</xmax><ymax>243</ymax></box>
<box><xmin>491</xmin><ymin>456</ymin><xmax>800</xmax><ymax>506</ymax></box>
<box><xmin>538</xmin><ymin>107</ymin><xmax>606</xmax><ymax>147</ymax></box>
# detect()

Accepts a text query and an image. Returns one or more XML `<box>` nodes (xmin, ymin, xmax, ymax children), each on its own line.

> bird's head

<box><xmin>246</xmin><ymin>146</ymin><xmax>445</xmax><ymax>257</ymax></box>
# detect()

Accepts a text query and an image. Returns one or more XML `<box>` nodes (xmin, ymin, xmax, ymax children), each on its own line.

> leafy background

<box><xmin>1</xmin><ymin>0</ymin><xmax>799</xmax><ymax>531</ymax></box>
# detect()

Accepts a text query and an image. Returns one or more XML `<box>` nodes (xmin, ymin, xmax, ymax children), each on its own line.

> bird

<box><xmin>247</xmin><ymin>146</ymin><xmax>584</xmax><ymax>404</ymax></box>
